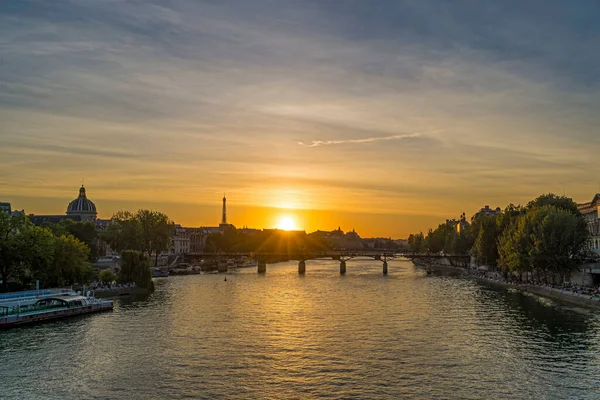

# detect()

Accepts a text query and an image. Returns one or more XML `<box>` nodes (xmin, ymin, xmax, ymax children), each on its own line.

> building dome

<box><xmin>66</xmin><ymin>185</ymin><xmax>97</xmax><ymax>222</ymax></box>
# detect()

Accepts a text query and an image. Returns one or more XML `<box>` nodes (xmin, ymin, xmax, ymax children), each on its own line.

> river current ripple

<box><xmin>2</xmin><ymin>259</ymin><xmax>600</xmax><ymax>399</ymax></box>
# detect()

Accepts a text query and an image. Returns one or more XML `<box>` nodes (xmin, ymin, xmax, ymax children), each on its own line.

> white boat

<box><xmin>0</xmin><ymin>294</ymin><xmax>113</xmax><ymax>329</ymax></box>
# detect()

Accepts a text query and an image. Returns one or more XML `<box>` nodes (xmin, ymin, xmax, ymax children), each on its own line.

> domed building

<box><xmin>66</xmin><ymin>185</ymin><xmax>97</xmax><ymax>222</ymax></box>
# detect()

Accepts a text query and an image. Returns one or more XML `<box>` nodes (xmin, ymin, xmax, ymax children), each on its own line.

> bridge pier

<box><xmin>340</xmin><ymin>260</ymin><xmax>346</xmax><ymax>275</ymax></box>
<box><xmin>298</xmin><ymin>260</ymin><xmax>306</xmax><ymax>274</ymax></box>
<box><xmin>257</xmin><ymin>261</ymin><xmax>267</xmax><ymax>273</ymax></box>
<box><xmin>383</xmin><ymin>261</ymin><xmax>388</xmax><ymax>275</ymax></box>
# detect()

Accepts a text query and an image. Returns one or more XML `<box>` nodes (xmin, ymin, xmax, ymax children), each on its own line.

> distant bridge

<box><xmin>182</xmin><ymin>251</ymin><xmax>469</xmax><ymax>275</ymax></box>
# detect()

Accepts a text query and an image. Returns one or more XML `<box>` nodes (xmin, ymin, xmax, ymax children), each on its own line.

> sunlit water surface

<box><xmin>2</xmin><ymin>259</ymin><xmax>600</xmax><ymax>399</ymax></box>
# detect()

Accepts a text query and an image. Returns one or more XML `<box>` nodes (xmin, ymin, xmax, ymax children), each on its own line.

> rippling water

<box><xmin>2</xmin><ymin>259</ymin><xmax>600</xmax><ymax>399</ymax></box>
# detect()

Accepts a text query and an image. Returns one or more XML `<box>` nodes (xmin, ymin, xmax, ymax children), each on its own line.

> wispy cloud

<box><xmin>297</xmin><ymin>132</ymin><xmax>423</xmax><ymax>147</ymax></box>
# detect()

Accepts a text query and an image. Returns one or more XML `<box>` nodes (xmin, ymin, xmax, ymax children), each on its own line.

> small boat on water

<box><xmin>152</xmin><ymin>268</ymin><xmax>169</xmax><ymax>278</ymax></box>
<box><xmin>0</xmin><ymin>294</ymin><xmax>113</xmax><ymax>329</ymax></box>
<box><xmin>237</xmin><ymin>258</ymin><xmax>258</xmax><ymax>269</ymax></box>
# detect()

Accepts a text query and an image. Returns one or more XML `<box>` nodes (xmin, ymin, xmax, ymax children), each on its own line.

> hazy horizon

<box><xmin>2</xmin><ymin>1</ymin><xmax>599</xmax><ymax>237</ymax></box>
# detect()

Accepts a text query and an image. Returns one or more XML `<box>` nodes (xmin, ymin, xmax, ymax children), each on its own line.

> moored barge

<box><xmin>0</xmin><ymin>295</ymin><xmax>113</xmax><ymax>329</ymax></box>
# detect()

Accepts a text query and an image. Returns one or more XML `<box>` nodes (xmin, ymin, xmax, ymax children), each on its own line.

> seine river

<box><xmin>2</xmin><ymin>259</ymin><xmax>600</xmax><ymax>399</ymax></box>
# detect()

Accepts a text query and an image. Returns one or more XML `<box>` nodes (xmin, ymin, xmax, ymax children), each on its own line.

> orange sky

<box><xmin>1</xmin><ymin>2</ymin><xmax>600</xmax><ymax>238</ymax></box>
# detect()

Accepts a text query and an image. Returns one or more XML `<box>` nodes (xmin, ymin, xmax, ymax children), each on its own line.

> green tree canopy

<box><xmin>451</xmin><ymin>227</ymin><xmax>474</xmax><ymax>255</ymax></box>
<box><xmin>408</xmin><ymin>232</ymin><xmax>426</xmax><ymax>254</ymax></box>
<box><xmin>44</xmin><ymin>219</ymin><xmax>99</xmax><ymax>261</ymax></box>
<box><xmin>100</xmin><ymin>211</ymin><xmax>143</xmax><ymax>253</ymax></box>
<box><xmin>403</xmin><ymin>193</ymin><xmax>590</xmax><ymax>282</ymax></box>
<box><xmin>0</xmin><ymin>214</ymin><xmax>54</xmax><ymax>290</ymax></box>
<box><xmin>423</xmin><ymin>223</ymin><xmax>456</xmax><ymax>254</ymax></box>
<box><xmin>136</xmin><ymin>209</ymin><xmax>175</xmax><ymax>262</ymax></box>
<box><xmin>527</xmin><ymin>193</ymin><xmax>581</xmax><ymax>216</ymax></box>
<box><xmin>101</xmin><ymin>210</ymin><xmax>175</xmax><ymax>264</ymax></box>
<box><xmin>498</xmin><ymin>205</ymin><xmax>590</xmax><ymax>283</ymax></box>
<box><xmin>120</xmin><ymin>250</ymin><xmax>153</xmax><ymax>290</ymax></box>
<box><xmin>0</xmin><ymin>213</ymin><xmax>92</xmax><ymax>291</ymax></box>
<box><xmin>99</xmin><ymin>269</ymin><xmax>117</xmax><ymax>285</ymax></box>
<box><xmin>43</xmin><ymin>234</ymin><xmax>92</xmax><ymax>287</ymax></box>
<box><xmin>471</xmin><ymin>215</ymin><xmax>499</xmax><ymax>267</ymax></box>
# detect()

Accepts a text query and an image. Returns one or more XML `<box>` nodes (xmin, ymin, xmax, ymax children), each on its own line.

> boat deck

<box><xmin>0</xmin><ymin>296</ymin><xmax>113</xmax><ymax>328</ymax></box>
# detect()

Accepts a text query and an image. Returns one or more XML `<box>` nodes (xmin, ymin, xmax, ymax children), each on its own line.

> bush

<box><xmin>99</xmin><ymin>269</ymin><xmax>117</xmax><ymax>285</ymax></box>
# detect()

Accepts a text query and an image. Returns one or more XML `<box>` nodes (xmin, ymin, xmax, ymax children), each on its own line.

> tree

<box><xmin>451</xmin><ymin>227</ymin><xmax>474</xmax><ymax>255</ymax></box>
<box><xmin>99</xmin><ymin>269</ymin><xmax>117</xmax><ymax>285</ymax></box>
<box><xmin>19</xmin><ymin>224</ymin><xmax>56</xmax><ymax>287</ymax></box>
<box><xmin>50</xmin><ymin>235</ymin><xmax>92</xmax><ymax>287</ymax></box>
<box><xmin>496</xmin><ymin>204</ymin><xmax>525</xmax><ymax>233</ymax></box>
<box><xmin>120</xmin><ymin>250</ymin><xmax>153</xmax><ymax>290</ymax></box>
<box><xmin>136</xmin><ymin>210</ymin><xmax>175</xmax><ymax>266</ymax></box>
<box><xmin>59</xmin><ymin>220</ymin><xmax>99</xmax><ymax>261</ymax></box>
<box><xmin>101</xmin><ymin>210</ymin><xmax>174</xmax><ymax>266</ymax></box>
<box><xmin>26</xmin><ymin>233</ymin><xmax>91</xmax><ymax>288</ymax></box>
<box><xmin>100</xmin><ymin>211</ymin><xmax>143</xmax><ymax>253</ymax></box>
<box><xmin>0</xmin><ymin>214</ymin><xmax>55</xmax><ymax>291</ymax></box>
<box><xmin>527</xmin><ymin>193</ymin><xmax>581</xmax><ymax>216</ymax></box>
<box><xmin>408</xmin><ymin>233</ymin><xmax>424</xmax><ymax>253</ymax></box>
<box><xmin>498</xmin><ymin>216</ymin><xmax>531</xmax><ymax>279</ymax></box>
<box><xmin>0</xmin><ymin>213</ymin><xmax>94</xmax><ymax>291</ymax></box>
<box><xmin>471</xmin><ymin>215</ymin><xmax>498</xmax><ymax>267</ymax></box>
<box><xmin>498</xmin><ymin>205</ymin><xmax>590</xmax><ymax>283</ymax></box>
<box><xmin>204</xmin><ymin>240</ymin><xmax>217</xmax><ymax>253</ymax></box>
<box><xmin>528</xmin><ymin>206</ymin><xmax>589</xmax><ymax>283</ymax></box>
<box><xmin>423</xmin><ymin>223</ymin><xmax>456</xmax><ymax>254</ymax></box>
<box><xmin>44</xmin><ymin>219</ymin><xmax>99</xmax><ymax>261</ymax></box>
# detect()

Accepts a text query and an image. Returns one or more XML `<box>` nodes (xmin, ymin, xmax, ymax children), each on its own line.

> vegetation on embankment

<box><xmin>0</xmin><ymin>213</ymin><xmax>93</xmax><ymax>292</ymax></box>
<box><xmin>408</xmin><ymin>193</ymin><xmax>591</xmax><ymax>285</ymax></box>
<box><xmin>0</xmin><ymin>208</ymin><xmax>174</xmax><ymax>292</ymax></box>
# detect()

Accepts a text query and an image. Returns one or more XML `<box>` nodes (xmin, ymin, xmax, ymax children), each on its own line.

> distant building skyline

<box><xmin>5</xmin><ymin>185</ymin><xmax>600</xmax><ymax>239</ymax></box>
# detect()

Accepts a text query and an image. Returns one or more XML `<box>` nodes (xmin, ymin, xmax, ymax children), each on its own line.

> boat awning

<box><xmin>35</xmin><ymin>295</ymin><xmax>90</xmax><ymax>308</ymax></box>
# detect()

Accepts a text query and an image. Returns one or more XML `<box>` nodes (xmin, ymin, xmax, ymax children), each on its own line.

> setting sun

<box><xmin>277</xmin><ymin>216</ymin><xmax>297</xmax><ymax>231</ymax></box>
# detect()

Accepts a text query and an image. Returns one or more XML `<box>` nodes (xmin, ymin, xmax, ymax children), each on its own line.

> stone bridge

<box><xmin>183</xmin><ymin>251</ymin><xmax>469</xmax><ymax>275</ymax></box>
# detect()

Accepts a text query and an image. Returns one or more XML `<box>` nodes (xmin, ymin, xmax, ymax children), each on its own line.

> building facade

<box><xmin>327</xmin><ymin>227</ymin><xmax>364</xmax><ymax>250</ymax></box>
<box><xmin>578</xmin><ymin>194</ymin><xmax>600</xmax><ymax>254</ymax></box>
<box><xmin>171</xmin><ymin>226</ymin><xmax>191</xmax><ymax>254</ymax></box>
<box><xmin>29</xmin><ymin>214</ymin><xmax>82</xmax><ymax>226</ymax></box>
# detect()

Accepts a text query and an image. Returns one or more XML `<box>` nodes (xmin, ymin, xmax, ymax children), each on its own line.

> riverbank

<box><xmin>473</xmin><ymin>275</ymin><xmax>600</xmax><ymax>310</ymax></box>
<box><xmin>420</xmin><ymin>263</ymin><xmax>600</xmax><ymax>310</ymax></box>
<box><xmin>94</xmin><ymin>287</ymin><xmax>149</xmax><ymax>298</ymax></box>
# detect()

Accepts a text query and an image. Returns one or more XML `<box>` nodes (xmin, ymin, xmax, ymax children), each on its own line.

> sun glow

<box><xmin>277</xmin><ymin>216</ymin><xmax>297</xmax><ymax>231</ymax></box>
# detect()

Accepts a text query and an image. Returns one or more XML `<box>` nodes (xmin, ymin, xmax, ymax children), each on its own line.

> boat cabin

<box><xmin>35</xmin><ymin>295</ymin><xmax>92</xmax><ymax>308</ymax></box>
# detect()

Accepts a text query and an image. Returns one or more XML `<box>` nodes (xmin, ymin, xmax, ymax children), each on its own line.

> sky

<box><xmin>1</xmin><ymin>0</ymin><xmax>600</xmax><ymax>237</ymax></box>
